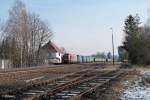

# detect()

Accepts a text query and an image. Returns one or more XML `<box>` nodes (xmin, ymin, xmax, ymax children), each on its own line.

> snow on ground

<box><xmin>120</xmin><ymin>72</ymin><xmax>150</xmax><ymax>100</ymax></box>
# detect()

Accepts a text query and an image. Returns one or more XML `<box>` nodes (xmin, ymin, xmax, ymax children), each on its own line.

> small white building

<box><xmin>41</xmin><ymin>41</ymin><xmax>64</xmax><ymax>64</ymax></box>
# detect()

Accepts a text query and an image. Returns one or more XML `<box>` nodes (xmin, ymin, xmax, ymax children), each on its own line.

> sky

<box><xmin>0</xmin><ymin>0</ymin><xmax>150</xmax><ymax>55</ymax></box>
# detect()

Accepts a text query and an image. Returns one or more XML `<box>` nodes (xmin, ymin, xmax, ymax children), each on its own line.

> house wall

<box><xmin>48</xmin><ymin>52</ymin><xmax>62</xmax><ymax>63</ymax></box>
<box><xmin>56</xmin><ymin>52</ymin><xmax>62</xmax><ymax>63</ymax></box>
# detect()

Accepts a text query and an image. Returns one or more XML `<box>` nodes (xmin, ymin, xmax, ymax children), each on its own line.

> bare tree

<box><xmin>3</xmin><ymin>0</ymin><xmax>53</xmax><ymax>67</ymax></box>
<box><xmin>28</xmin><ymin>13</ymin><xmax>53</xmax><ymax>66</ymax></box>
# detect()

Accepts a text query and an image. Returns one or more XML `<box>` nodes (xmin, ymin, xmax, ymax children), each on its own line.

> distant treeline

<box><xmin>92</xmin><ymin>52</ymin><xmax>113</xmax><ymax>59</ymax></box>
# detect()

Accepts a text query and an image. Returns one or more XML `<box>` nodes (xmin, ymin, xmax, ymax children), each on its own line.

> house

<box><xmin>41</xmin><ymin>41</ymin><xmax>64</xmax><ymax>64</ymax></box>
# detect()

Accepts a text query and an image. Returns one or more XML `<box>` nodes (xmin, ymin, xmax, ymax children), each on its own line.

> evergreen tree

<box><xmin>123</xmin><ymin>14</ymin><xmax>140</xmax><ymax>64</ymax></box>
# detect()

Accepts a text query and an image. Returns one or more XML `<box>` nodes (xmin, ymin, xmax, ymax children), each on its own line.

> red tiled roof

<box><xmin>43</xmin><ymin>41</ymin><xmax>63</xmax><ymax>53</ymax></box>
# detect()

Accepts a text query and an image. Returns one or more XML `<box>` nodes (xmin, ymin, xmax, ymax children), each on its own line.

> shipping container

<box><xmin>77</xmin><ymin>55</ymin><xmax>82</xmax><ymax>63</ymax></box>
<box><xmin>82</xmin><ymin>56</ymin><xmax>87</xmax><ymax>63</ymax></box>
<box><xmin>86</xmin><ymin>56</ymin><xmax>90</xmax><ymax>63</ymax></box>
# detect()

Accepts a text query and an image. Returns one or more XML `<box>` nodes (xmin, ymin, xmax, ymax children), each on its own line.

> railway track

<box><xmin>0</xmin><ymin>65</ymin><xmax>104</xmax><ymax>100</ymax></box>
<box><xmin>0</xmin><ymin>64</ymin><xmax>120</xmax><ymax>100</ymax></box>
<box><xmin>39</xmin><ymin>69</ymin><xmax>125</xmax><ymax>100</ymax></box>
<box><xmin>0</xmin><ymin>64</ymin><xmax>100</xmax><ymax>82</ymax></box>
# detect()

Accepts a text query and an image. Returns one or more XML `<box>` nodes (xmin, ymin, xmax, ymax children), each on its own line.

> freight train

<box><xmin>62</xmin><ymin>53</ymin><xmax>95</xmax><ymax>64</ymax></box>
<box><xmin>51</xmin><ymin>53</ymin><xmax>109</xmax><ymax>64</ymax></box>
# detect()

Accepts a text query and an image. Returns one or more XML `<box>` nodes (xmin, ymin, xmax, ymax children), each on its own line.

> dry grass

<box><xmin>82</xmin><ymin>68</ymin><xmax>139</xmax><ymax>100</ymax></box>
<box><xmin>132</xmin><ymin>65</ymin><xmax>150</xmax><ymax>71</ymax></box>
<box><xmin>96</xmin><ymin>65</ymin><xmax>119</xmax><ymax>72</ymax></box>
<box><xmin>100</xmin><ymin>74</ymin><xmax>139</xmax><ymax>100</ymax></box>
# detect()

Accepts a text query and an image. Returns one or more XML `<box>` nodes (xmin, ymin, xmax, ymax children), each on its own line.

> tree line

<box><xmin>0</xmin><ymin>0</ymin><xmax>52</xmax><ymax>67</ymax></box>
<box><xmin>92</xmin><ymin>52</ymin><xmax>112</xmax><ymax>59</ymax></box>
<box><xmin>123</xmin><ymin>14</ymin><xmax>150</xmax><ymax>65</ymax></box>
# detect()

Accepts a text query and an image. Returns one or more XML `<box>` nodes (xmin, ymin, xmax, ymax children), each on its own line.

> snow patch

<box><xmin>120</xmin><ymin>74</ymin><xmax>150</xmax><ymax>100</ymax></box>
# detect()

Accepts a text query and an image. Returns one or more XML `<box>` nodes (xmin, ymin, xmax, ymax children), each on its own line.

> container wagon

<box><xmin>82</xmin><ymin>56</ymin><xmax>87</xmax><ymax>63</ymax></box>
<box><xmin>86</xmin><ymin>56</ymin><xmax>90</xmax><ymax>63</ymax></box>
<box><xmin>77</xmin><ymin>55</ymin><xmax>82</xmax><ymax>63</ymax></box>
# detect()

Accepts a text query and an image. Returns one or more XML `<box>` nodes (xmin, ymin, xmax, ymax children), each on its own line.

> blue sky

<box><xmin>0</xmin><ymin>0</ymin><xmax>150</xmax><ymax>55</ymax></box>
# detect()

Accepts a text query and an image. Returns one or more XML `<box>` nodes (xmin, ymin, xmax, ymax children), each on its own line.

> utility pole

<box><xmin>20</xmin><ymin>43</ymin><xmax>22</xmax><ymax>68</ymax></box>
<box><xmin>21</xmin><ymin>47</ymin><xmax>22</xmax><ymax>67</ymax></box>
<box><xmin>110</xmin><ymin>27</ymin><xmax>115</xmax><ymax>65</ymax></box>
